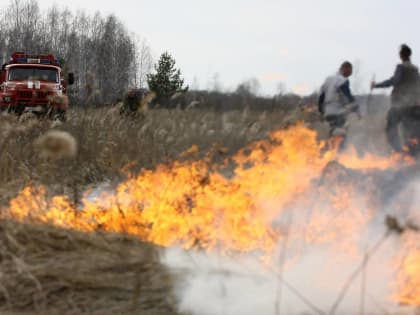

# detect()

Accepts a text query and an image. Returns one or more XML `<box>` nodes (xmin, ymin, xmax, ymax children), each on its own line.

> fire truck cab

<box><xmin>0</xmin><ymin>52</ymin><xmax>74</xmax><ymax>120</ymax></box>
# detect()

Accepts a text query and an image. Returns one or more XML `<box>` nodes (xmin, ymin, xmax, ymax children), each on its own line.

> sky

<box><xmin>27</xmin><ymin>0</ymin><xmax>420</xmax><ymax>95</ymax></box>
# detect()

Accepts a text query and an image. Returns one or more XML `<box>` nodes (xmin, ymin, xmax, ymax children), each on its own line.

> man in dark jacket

<box><xmin>371</xmin><ymin>44</ymin><xmax>420</xmax><ymax>152</ymax></box>
<box><xmin>372</xmin><ymin>44</ymin><xmax>420</xmax><ymax>108</ymax></box>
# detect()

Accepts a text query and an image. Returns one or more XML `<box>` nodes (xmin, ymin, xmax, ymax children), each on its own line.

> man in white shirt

<box><xmin>318</xmin><ymin>61</ymin><xmax>359</xmax><ymax>136</ymax></box>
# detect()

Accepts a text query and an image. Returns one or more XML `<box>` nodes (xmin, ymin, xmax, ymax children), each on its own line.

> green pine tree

<box><xmin>147</xmin><ymin>52</ymin><xmax>188</xmax><ymax>102</ymax></box>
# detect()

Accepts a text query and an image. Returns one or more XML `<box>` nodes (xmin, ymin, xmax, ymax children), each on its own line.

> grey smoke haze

<box><xmin>32</xmin><ymin>0</ymin><xmax>420</xmax><ymax>95</ymax></box>
<box><xmin>162</xmin><ymin>178</ymin><xmax>419</xmax><ymax>315</ymax></box>
<box><xmin>160</xmin><ymin>109</ymin><xmax>419</xmax><ymax>315</ymax></box>
<box><xmin>163</xmin><ymin>245</ymin><xmax>396</xmax><ymax>315</ymax></box>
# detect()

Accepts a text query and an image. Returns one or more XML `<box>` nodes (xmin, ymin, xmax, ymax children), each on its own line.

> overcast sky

<box><xmin>30</xmin><ymin>0</ymin><xmax>420</xmax><ymax>95</ymax></box>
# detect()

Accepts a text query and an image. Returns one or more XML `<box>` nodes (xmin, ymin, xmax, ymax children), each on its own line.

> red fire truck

<box><xmin>0</xmin><ymin>52</ymin><xmax>74</xmax><ymax>120</ymax></box>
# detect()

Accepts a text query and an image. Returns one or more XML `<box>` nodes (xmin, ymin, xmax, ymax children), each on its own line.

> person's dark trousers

<box><xmin>386</xmin><ymin>108</ymin><xmax>400</xmax><ymax>150</ymax></box>
<box><xmin>325</xmin><ymin>114</ymin><xmax>346</xmax><ymax>135</ymax></box>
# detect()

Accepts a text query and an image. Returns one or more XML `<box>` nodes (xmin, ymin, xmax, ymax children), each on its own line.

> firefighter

<box><xmin>318</xmin><ymin>61</ymin><xmax>359</xmax><ymax>137</ymax></box>
<box><xmin>371</xmin><ymin>44</ymin><xmax>420</xmax><ymax>151</ymax></box>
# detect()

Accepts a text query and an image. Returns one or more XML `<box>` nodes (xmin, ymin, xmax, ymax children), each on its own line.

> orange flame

<box><xmin>338</xmin><ymin>146</ymin><xmax>414</xmax><ymax>170</ymax></box>
<box><xmin>396</xmin><ymin>233</ymin><xmax>420</xmax><ymax>306</ymax></box>
<box><xmin>1</xmin><ymin>123</ymin><xmax>419</xmax><ymax>307</ymax></box>
<box><xmin>5</xmin><ymin>124</ymin><xmax>334</xmax><ymax>252</ymax></box>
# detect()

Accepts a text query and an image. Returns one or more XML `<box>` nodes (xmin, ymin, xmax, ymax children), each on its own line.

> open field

<box><xmin>0</xmin><ymin>105</ymin><xmax>319</xmax><ymax>206</ymax></box>
<box><xmin>0</xmin><ymin>104</ymin><xmax>419</xmax><ymax>315</ymax></box>
<box><xmin>0</xmin><ymin>104</ymin><xmax>320</xmax><ymax>315</ymax></box>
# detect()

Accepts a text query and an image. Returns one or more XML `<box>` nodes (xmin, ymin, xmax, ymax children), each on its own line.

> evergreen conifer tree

<box><xmin>147</xmin><ymin>52</ymin><xmax>187</xmax><ymax>102</ymax></box>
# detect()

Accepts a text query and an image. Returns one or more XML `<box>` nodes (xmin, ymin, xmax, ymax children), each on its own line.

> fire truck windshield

<box><xmin>8</xmin><ymin>67</ymin><xmax>58</xmax><ymax>83</ymax></box>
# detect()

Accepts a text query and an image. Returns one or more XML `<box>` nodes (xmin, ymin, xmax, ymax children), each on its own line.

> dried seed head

<box><xmin>34</xmin><ymin>130</ymin><xmax>77</xmax><ymax>160</ymax></box>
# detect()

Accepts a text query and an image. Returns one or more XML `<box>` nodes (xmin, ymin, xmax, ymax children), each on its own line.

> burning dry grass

<box><xmin>0</xmin><ymin>105</ymin><xmax>314</xmax><ymax>314</ymax></box>
<box><xmin>1</xmin><ymin>104</ymin><xmax>419</xmax><ymax>314</ymax></box>
<box><xmin>0</xmin><ymin>105</ymin><xmax>314</xmax><ymax>206</ymax></box>
<box><xmin>0</xmin><ymin>219</ymin><xmax>179</xmax><ymax>315</ymax></box>
<box><xmin>0</xmin><ymin>105</ymin><xmax>322</xmax><ymax>314</ymax></box>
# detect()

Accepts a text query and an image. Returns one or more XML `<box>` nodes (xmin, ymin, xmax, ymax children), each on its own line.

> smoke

<box><xmin>345</xmin><ymin>95</ymin><xmax>391</xmax><ymax>155</ymax></box>
<box><xmin>160</xmin><ymin>106</ymin><xmax>420</xmax><ymax>315</ymax></box>
<box><xmin>162</xmin><ymin>199</ymin><xmax>417</xmax><ymax>315</ymax></box>
<box><xmin>162</xmin><ymin>237</ymin><xmax>405</xmax><ymax>315</ymax></box>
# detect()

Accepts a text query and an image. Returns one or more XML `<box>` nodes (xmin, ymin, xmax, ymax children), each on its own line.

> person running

<box><xmin>318</xmin><ymin>61</ymin><xmax>359</xmax><ymax>136</ymax></box>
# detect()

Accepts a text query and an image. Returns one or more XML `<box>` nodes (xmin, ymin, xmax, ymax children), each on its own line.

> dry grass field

<box><xmin>0</xmin><ymin>105</ymin><xmax>317</xmax><ymax>206</ymax></box>
<box><xmin>1</xmin><ymin>104</ymin><xmax>417</xmax><ymax>315</ymax></box>
<box><xmin>0</xmin><ymin>104</ymin><xmax>322</xmax><ymax>315</ymax></box>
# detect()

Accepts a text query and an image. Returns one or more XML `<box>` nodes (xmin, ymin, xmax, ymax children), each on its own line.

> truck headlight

<box><xmin>3</xmin><ymin>96</ymin><xmax>11</xmax><ymax>103</ymax></box>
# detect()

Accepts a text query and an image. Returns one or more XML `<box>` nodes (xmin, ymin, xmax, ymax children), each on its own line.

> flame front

<box><xmin>2</xmin><ymin>123</ymin><xmax>419</xmax><ymax>307</ymax></box>
<box><xmin>396</xmin><ymin>233</ymin><xmax>420</xmax><ymax>306</ymax></box>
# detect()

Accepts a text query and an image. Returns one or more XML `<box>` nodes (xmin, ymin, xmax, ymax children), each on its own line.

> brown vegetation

<box><xmin>0</xmin><ymin>219</ymin><xmax>177</xmax><ymax>315</ymax></box>
<box><xmin>0</xmin><ymin>105</ymin><xmax>317</xmax><ymax>207</ymax></box>
<box><xmin>0</xmin><ymin>104</ymin><xmax>319</xmax><ymax>315</ymax></box>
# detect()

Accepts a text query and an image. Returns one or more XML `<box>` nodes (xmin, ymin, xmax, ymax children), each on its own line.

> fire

<box><xmin>1</xmin><ymin>123</ymin><xmax>419</xmax><ymax>307</ymax></box>
<box><xmin>6</xmin><ymin>124</ymin><xmax>334</xmax><ymax>252</ymax></box>
<box><xmin>338</xmin><ymin>146</ymin><xmax>414</xmax><ymax>170</ymax></box>
<box><xmin>396</xmin><ymin>233</ymin><xmax>420</xmax><ymax>306</ymax></box>
<box><xmin>399</xmin><ymin>250</ymin><xmax>420</xmax><ymax>305</ymax></box>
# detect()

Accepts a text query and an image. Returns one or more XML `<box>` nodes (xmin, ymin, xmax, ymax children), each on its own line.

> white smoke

<box><xmin>162</xmin><ymin>236</ymin><xmax>411</xmax><ymax>315</ymax></box>
<box><xmin>161</xmin><ymin>150</ymin><xmax>419</xmax><ymax>315</ymax></box>
<box><xmin>162</xmin><ymin>206</ymin><xmax>419</xmax><ymax>315</ymax></box>
<box><xmin>157</xmin><ymin>96</ymin><xmax>420</xmax><ymax>315</ymax></box>
<box><xmin>346</xmin><ymin>95</ymin><xmax>391</xmax><ymax>155</ymax></box>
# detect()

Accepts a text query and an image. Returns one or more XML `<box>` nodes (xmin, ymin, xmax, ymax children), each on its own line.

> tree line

<box><xmin>0</xmin><ymin>0</ymin><xmax>153</xmax><ymax>105</ymax></box>
<box><xmin>0</xmin><ymin>0</ymin><xmax>303</xmax><ymax>109</ymax></box>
